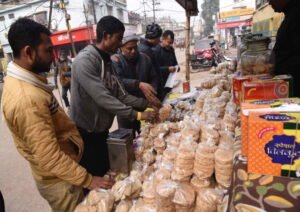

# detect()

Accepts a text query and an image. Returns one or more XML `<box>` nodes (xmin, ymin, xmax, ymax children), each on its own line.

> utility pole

<box><xmin>151</xmin><ymin>0</ymin><xmax>160</xmax><ymax>23</ymax></box>
<box><xmin>152</xmin><ymin>0</ymin><xmax>156</xmax><ymax>23</ymax></box>
<box><xmin>48</xmin><ymin>0</ymin><xmax>54</xmax><ymax>30</ymax></box>
<box><xmin>60</xmin><ymin>0</ymin><xmax>77</xmax><ymax>56</ymax></box>
<box><xmin>83</xmin><ymin>3</ymin><xmax>93</xmax><ymax>44</ymax></box>
<box><xmin>90</xmin><ymin>0</ymin><xmax>97</xmax><ymax>25</ymax></box>
<box><xmin>142</xmin><ymin>0</ymin><xmax>147</xmax><ymax>25</ymax></box>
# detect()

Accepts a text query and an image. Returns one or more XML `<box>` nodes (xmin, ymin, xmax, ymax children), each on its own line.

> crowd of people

<box><xmin>1</xmin><ymin>15</ymin><xmax>179</xmax><ymax>212</ymax></box>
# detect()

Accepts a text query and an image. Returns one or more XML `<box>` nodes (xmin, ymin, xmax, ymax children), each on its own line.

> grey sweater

<box><xmin>70</xmin><ymin>45</ymin><xmax>148</xmax><ymax>133</ymax></box>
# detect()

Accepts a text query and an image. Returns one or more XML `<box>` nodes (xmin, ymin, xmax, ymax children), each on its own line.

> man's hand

<box><xmin>139</xmin><ymin>82</ymin><xmax>161</xmax><ymax>108</ymax></box>
<box><xmin>140</xmin><ymin>111</ymin><xmax>157</xmax><ymax>121</ymax></box>
<box><xmin>139</xmin><ymin>82</ymin><xmax>157</xmax><ymax>97</ymax></box>
<box><xmin>88</xmin><ymin>176</ymin><xmax>115</xmax><ymax>190</ymax></box>
<box><xmin>168</xmin><ymin>66</ymin><xmax>176</xmax><ymax>73</ymax></box>
<box><xmin>148</xmin><ymin>96</ymin><xmax>162</xmax><ymax>109</ymax></box>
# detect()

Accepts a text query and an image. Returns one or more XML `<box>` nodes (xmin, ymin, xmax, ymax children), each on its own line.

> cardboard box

<box><xmin>241</xmin><ymin>99</ymin><xmax>300</xmax><ymax>156</ymax></box>
<box><xmin>232</xmin><ymin>74</ymin><xmax>272</xmax><ymax>105</ymax></box>
<box><xmin>242</xmin><ymin>80</ymin><xmax>289</xmax><ymax>102</ymax></box>
<box><xmin>248</xmin><ymin>111</ymin><xmax>300</xmax><ymax>178</ymax></box>
<box><xmin>273</xmin><ymin>74</ymin><xmax>294</xmax><ymax>97</ymax></box>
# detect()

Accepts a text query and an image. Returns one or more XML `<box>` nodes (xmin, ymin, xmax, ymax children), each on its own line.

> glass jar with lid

<box><xmin>241</xmin><ymin>37</ymin><xmax>273</xmax><ymax>76</ymax></box>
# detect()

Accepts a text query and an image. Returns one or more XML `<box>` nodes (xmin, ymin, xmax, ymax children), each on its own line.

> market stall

<box><xmin>73</xmin><ymin>28</ymin><xmax>300</xmax><ymax>212</ymax></box>
<box><xmin>75</xmin><ymin>63</ymin><xmax>238</xmax><ymax>211</ymax></box>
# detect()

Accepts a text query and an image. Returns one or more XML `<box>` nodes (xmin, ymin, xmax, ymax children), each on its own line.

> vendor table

<box><xmin>228</xmin><ymin>156</ymin><xmax>300</xmax><ymax>212</ymax></box>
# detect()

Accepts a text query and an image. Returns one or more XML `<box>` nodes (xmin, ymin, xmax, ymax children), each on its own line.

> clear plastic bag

<box><xmin>211</xmin><ymin>85</ymin><xmax>223</xmax><ymax>98</ymax></box>
<box><xmin>195</xmin><ymin>188</ymin><xmax>224</xmax><ymax>212</ymax></box>
<box><xmin>142</xmin><ymin>178</ymin><xmax>156</xmax><ymax>205</ymax></box>
<box><xmin>162</xmin><ymin>146</ymin><xmax>178</xmax><ymax>162</ymax></box>
<box><xmin>112</xmin><ymin>176</ymin><xmax>142</xmax><ymax>201</ymax></box>
<box><xmin>75</xmin><ymin>204</ymin><xmax>97</xmax><ymax>212</ymax></box>
<box><xmin>156</xmin><ymin>180</ymin><xmax>177</xmax><ymax>209</ymax></box>
<box><xmin>153</xmin><ymin>169</ymin><xmax>172</xmax><ymax>186</ymax></box>
<box><xmin>142</xmin><ymin>149</ymin><xmax>156</xmax><ymax>165</ymax></box>
<box><xmin>172</xmin><ymin>138</ymin><xmax>197</xmax><ymax>181</ymax></box>
<box><xmin>172</xmin><ymin>183</ymin><xmax>195</xmax><ymax>207</ymax></box>
<box><xmin>190</xmin><ymin>176</ymin><xmax>212</xmax><ymax>192</ymax></box>
<box><xmin>159</xmin><ymin>104</ymin><xmax>172</xmax><ymax>121</ymax></box>
<box><xmin>129</xmin><ymin>199</ymin><xmax>157</xmax><ymax>212</ymax></box>
<box><xmin>153</xmin><ymin>134</ymin><xmax>166</xmax><ymax>154</ymax></box>
<box><xmin>194</xmin><ymin>143</ymin><xmax>216</xmax><ymax>179</ymax></box>
<box><xmin>214</xmin><ymin>145</ymin><xmax>234</xmax><ymax>188</ymax></box>
<box><xmin>86</xmin><ymin>189</ymin><xmax>114</xmax><ymax>212</ymax></box>
<box><xmin>115</xmin><ymin>200</ymin><xmax>133</xmax><ymax>212</ymax></box>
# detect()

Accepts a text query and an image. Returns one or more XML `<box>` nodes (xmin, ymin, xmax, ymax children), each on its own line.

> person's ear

<box><xmin>103</xmin><ymin>31</ymin><xmax>111</xmax><ymax>40</ymax></box>
<box><xmin>23</xmin><ymin>45</ymin><xmax>36</xmax><ymax>65</ymax></box>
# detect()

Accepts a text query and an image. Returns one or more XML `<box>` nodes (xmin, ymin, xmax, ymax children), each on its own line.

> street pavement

<box><xmin>0</xmin><ymin>47</ymin><xmax>237</xmax><ymax>211</ymax></box>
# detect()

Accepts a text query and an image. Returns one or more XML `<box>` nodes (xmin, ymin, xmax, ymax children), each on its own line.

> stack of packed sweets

<box><xmin>75</xmin><ymin>72</ymin><xmax>240</xmax><ymax>212</ymax></box>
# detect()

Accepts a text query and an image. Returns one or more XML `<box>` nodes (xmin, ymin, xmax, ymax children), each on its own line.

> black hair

<box><xmin>96</xmin><ymin>16</ymin><xmax>125</xmax><ymax>43</ymax></box>
<box><xmin>145</xmin><ymin>23</ymin><xmax>162</xmax><ymax>39</ymax></box>
<box><xmin>8</xmin><ymin>18</ymin><xmax>51</xmax><ymax>58</ymax></box>
<box><xmin>162</xmin><ymin>30</ymin><xmax>175</xmax><ymax>40</ymax></box>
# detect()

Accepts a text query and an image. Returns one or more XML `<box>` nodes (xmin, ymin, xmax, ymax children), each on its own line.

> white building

<box><xmin>220</xmin><ymin>0</ymin><xmax>255</xmax><ymax>12</ymax></box>
<box><xmin>0</xmin><ymin>0</ymin><xmax>128</xmax><ymax>59</ymax></box>
<box><xmin>217</xmin><ymin>0</ymin><xmax>256</xmax><ymax>46</ymax></box>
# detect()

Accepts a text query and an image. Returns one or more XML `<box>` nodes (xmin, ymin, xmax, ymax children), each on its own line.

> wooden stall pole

<box><xmin>184</xmin><ymin>11</ymin><xmax>191</xmax><ymax>92</ymax></box>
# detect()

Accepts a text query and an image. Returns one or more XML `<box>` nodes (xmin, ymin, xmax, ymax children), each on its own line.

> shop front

<box><xmin>50</xmin><ymin>25</ymin><xmax>96</xmax><ymax>60</ymax></box>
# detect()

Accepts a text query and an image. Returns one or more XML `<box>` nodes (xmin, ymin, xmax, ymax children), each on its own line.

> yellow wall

<box><xmin>252</xmin><ymin>4</ymin><xmax>284</xmax><ymax>37</ymax></box>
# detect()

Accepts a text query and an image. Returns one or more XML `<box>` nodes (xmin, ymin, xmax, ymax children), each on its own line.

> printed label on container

<box><xmin>264</xmin><ymin>135</ymin><xmax>300</xmax><ymax>165</ymax></box>
<box><xmin>259</xmin><ymin>114</ymin><xmax>296</xmax><ymax>121</ymax></box>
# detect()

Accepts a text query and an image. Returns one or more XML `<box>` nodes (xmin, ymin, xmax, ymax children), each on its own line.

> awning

<box><xmin>175</xmin><ymin>0</ymin><xmax>198</xmax><ymax>16</ymax></box>
<box><xmin>51</xmin><ymin>26</ymin><xmax>96</xmax><ymax>46</ymax></box>
<box><xmin>217</xmin><ymin>19</ymin><xmax>252</xmax><ymax>29</ymax></box>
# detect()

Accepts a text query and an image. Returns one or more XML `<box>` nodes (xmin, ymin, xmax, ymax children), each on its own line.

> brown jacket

<box><xmin>55</xmin><ymin>59</ymin><xmax>72</xmax><ymax>87</ymax></box>
<box><xmin>2</xmin><ymin>63</ymin><xmax>92</xmax><ymax>187</ymax></box>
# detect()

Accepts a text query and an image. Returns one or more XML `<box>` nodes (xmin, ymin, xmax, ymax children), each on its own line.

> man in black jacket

<box><xmin>269</xmin><ymin>0</ymin><xmax>300</xmax><ymax>96</ymax></box>
<box><xmin>138</xmin><ymin>23</ymin><xmax>163</xmax><ymax>99</ymax></box>
<box><xmin>112</xmin><ymin>31</ymin><xmax>161</xmax><ymax>135</ymax></box>
<box><xmin>153</xmin><ymin>30</ymin><xmax>179</xmax><ymax>87</ymax></box>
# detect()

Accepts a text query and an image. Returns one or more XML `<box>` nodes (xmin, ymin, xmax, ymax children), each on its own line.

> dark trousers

<box><xmin>62</xmin><ymin>84</ymin><xmax>70</xmax><ymax>107</ymax></box>
<box><xmin>78</xmin><ymin>129</ymin><xmax>109</xmax><ymax>177</ymax></box>
<box><xmin>117</xmin><ymin>117</ymin><xmax>141</xmax><ymax>138</ymax></box>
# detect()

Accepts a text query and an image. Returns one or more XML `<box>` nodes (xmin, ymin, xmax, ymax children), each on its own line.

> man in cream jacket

<box><xmin>2</xmin><ymin>18</ymin><xmax>113</xmax><ymax>212</ymax></box>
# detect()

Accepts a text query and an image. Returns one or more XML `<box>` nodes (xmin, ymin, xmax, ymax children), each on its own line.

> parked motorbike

<box><xmin>191</xmin><ymin>41</ymin><xmax>227</xmax><ymax>70</ymax></box>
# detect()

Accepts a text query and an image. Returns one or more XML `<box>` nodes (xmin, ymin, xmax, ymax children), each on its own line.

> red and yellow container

<box><xmin>232</xmin><ymin>74</ymin><xmax>272</xmax><ymax>105</ymax></box>
<box><xmin>241</xmin><ymin>80</ymin><xmax>289</xmax><ymax>103</ymax></box>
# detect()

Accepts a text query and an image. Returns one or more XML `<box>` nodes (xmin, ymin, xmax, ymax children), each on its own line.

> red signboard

<box><xmin>217</xmin><ymin>19</ymin><xmax>252</xmax><ymax>29</ymax></box>
<box><xmin>51</xmin><ymin>26</ymin><xmax>96</xmax><ymax>46</ymax></box>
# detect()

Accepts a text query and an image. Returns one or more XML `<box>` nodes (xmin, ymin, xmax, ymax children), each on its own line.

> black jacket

<box><xmin>112</xmin><ymin>53</ymin><xmax>158</xmax><ymax>98</ymax></box>
<box><xmin>273</xmin><ymin>1</ymin><xmax>300</xmax><ymax>75</ymax></box>
<box><xmin>138</xmin><ymin>38</ymin><xmax>163</xmax><ymax>89</ymax></box>
<box><xmin>153</xmin><ymin>44</ymin><xmax>178</xmax><ymax>86</ymax></box>
<box><xmin>272</xmin><ymin>1</ymin><xmax>300</xmax><ymax>96</ymax></box>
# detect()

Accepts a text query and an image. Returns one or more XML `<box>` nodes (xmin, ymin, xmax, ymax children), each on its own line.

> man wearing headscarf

<box><xmin>112</xmin><ymin>31</ymin><xmax>161</xmax><ymax>135</ymax></box>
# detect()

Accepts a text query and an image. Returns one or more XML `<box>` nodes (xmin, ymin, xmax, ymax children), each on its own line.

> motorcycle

<box><xmin>191</xmin><ymin>41</ymin><xmax>228</xmax><ymax>70</ymax></box>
